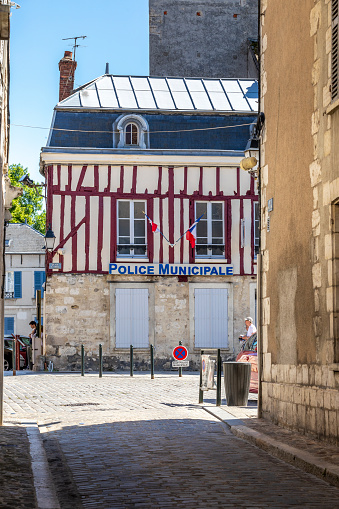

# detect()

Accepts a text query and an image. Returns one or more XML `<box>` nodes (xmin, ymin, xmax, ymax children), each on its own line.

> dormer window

<box><xmin>125</xmin><ymin>123</ymin><xmax>139</xmax><ymax>145</ymax></box>
<box><xmin>114</xmin><ymin>114</ymin><xmax>150</xmax><ymax>149</ymax></box>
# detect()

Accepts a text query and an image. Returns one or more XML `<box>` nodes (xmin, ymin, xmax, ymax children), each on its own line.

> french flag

<box><xmin>186</xmin><ymin>214</ymin><xmax>204</xmax><ymax>249</ymax></box>
<box><xmin>145</xmin><ymin>213</ymin><xmax>159</xmax><ymax>233</ymax></box>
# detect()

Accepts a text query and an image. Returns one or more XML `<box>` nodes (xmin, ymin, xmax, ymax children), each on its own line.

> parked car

<box><xmin>236</xmin><ymin>334</ymin><xmax>258</xmax><ymax>393</ymax></box>
<box><xmin>4</xmin><ymin>335</ymin><xmax>31</xmax><ymax>370</ymax></box>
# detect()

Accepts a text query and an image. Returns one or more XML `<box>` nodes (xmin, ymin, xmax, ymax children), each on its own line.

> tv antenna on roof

<box><xmin>62</xmin><ymin>35</ymin><xmax>87</xmax><ymax>61</ymax></box>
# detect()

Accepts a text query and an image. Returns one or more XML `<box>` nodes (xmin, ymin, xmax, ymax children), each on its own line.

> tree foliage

<box><xmin>8</xmin><ymin>164</ymin><xmax>46</xmax><ymax>234</ymax></box>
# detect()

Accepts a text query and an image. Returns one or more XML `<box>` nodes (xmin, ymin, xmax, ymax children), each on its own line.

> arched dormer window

<box><xmin>114</xmin><ymin>114</ymin><xmax>150</xmax><ymax>149</ymax></box>
<box><xmin>125</xmin><ymin>123</ymin><xmax>139</xmax><ymax>145</ymax></box>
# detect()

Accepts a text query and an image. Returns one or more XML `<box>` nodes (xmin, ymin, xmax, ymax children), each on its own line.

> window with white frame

<box><xmin>195</xmin><ymin>202</ymin><xmax>224</xmax><ymax>258</ymax></box>
<box><xmin>5</xmin><ymin>271</ymin><xmax>14</xmax><ymax>298</ymax></box>
<box><xmin>125</xmin><ymin>123</ymin><xmax>139</xmax><ymax>145</ymax></box>
<box><xmin>254</xmin><ymin>201</ymin><xmax>259</xmax><ymax>256</ymax></box>
<box><xmin>117</xmin><ymin>201</ymin><xmax>147</xmax><ymax>257</ymax></box>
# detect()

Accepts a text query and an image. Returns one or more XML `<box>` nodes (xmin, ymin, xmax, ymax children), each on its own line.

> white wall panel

<box><xmin>194</xmin><ymin>288</ymin><xmax>228</xmax><ymax>348</ymax></box>
<box><xmin>99</xmin><ymin>166</ymin><xmax>108</xmax><ymax>192</ymax></box>
<box><xmin>89</xmin><ymin>196</ymin><xmax>99</xmax><ymax>270</ymax></box>
<box><xmin>162</xmin><ymin>198</ymin><xmax>169</xmax><ymax>261</ymax></box>
<box><xmin>240</xmin><ymin>169</ymin><xmax>251</xmax><ymax>196</ymax></box>
<box><xmin>110</xmin><ymin>166</ymin><xmax>120</xmax><ymax>193</ymax></box>
<box><xmin>53</xmin><ymin>195</ymin><xmax>61</xmax><ymax>248</ymax></box>
<box><xmin>174</xmin><ymin>167</ymin><xmax>185</xmax><ymax>194</ymax></box>
<box><xmin>183</xmin><ymin>199</ymin><xmax>190</xmax><ymax>263</ymax></box>
<box><xmin>220</xmin><ymin>167</ymin><xmax>237</xmax><ymax>195</ymax></box>
<box><xmin>161</xmin><ymin>167</ymin><xmax>167</xmax><ymax>195</ymax></box>
<box><xmin>243</xmin><ymin>199</ymin><xmax>252</xmax><ymax>274</ymax></box>
<box><xmin>186</xmin><ymin>167</ymin><xmax>200</xmax><ymax>195</ymax></box>
<box><xmin>123</xmin><ymin>166</ymin><xmax>133</xmax><ymax>194</ymax></box>
<box><xmin>60</xmin><ymin>166</ymin><xmax>68</xmax><ymax>191</ymax></box>
<box><xmin>203</xmin><ymin>167</ymin><xmax>216</xmax><ymax>196</ymax></box>
<box><xmin>116</xmin><ymin>288</ymin><xmax>149</xmax><ymax>348</ymax></box>
<box><xmin>231</xmin><ymin>200</ymin><xmax>240</xmax><ymax>275</ymax></box>
<box><xmin>102</xmin><ymin>197</ymin><xmax>111</xmax><ymax>271</ymax></box>
<box><xmin>174</xmin><ymin>198</ymin><xmax>181</xmax><ymax>262</ymax></box>
<box><xmin>153</xmin><ymin>198</ymin><xmax>160</xmax><ymax>263</ymax></box>
<box><xmin>71</xmin><ymin>165</ymin><xmax>82</xmax><ymax>191</ymax></box>
<box><xmin>53</xmin><ymin>166</ymin><xmax>58</xmax><ymax>186</ymax></box>
<box><xmin>82</xmin><ymin>166</ymin><xmax>94</xmax><ymax>188</ymax></box>
<box><xmin>76</xmin><ymin>196</ymin><xmax>86</xmax><ymax>272</ymax></box>
<box><xmin>62</xmin><ymin>195</ymin><xmax>72</xmax><ymax>272</ymax></box>
<box><xmin>136</xmin><ymin>166</ymin><xmax>156</xmax><ymax>194</ymax></box>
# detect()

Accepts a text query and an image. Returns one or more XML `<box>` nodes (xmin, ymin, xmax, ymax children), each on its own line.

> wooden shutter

<box><xmin>194</xmin><ymin>288</ymin><xmax>228</xmax><ymax>348</ymax></box>
<box><xmin>4</xmin><ymin>317</ymin><xmax>14</xmax><ymax>335</ymax></box>
<box><xmin>34</xmin><ymin>271</ymin><xmax>46</xmax><ymax>297</ymax></box>
<box><xmin>14</xmin><ymin>271</ymin><xmax>22</xmax><ymax>299</ymax></box>
<box><xmin>332</xmin><ymin>0</ymin><xmax>339</xmax><ymax>100</ymax></box>
<box><xmin>115</xmin><ymin>288</ymin><xmax>149</xmax><ymax>348</ymax></box>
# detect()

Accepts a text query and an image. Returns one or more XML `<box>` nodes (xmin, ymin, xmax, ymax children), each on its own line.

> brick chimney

<box><xmin>58</xmin><ymin>51</ymin><xmax>77</xmax><ymax>102</ymax></box>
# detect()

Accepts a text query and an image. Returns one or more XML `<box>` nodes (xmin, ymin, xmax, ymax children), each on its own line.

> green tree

<box><xmin>8</xmin><ymin>164</ymin><xmax>46</xmax><ymax>234</ymax></box>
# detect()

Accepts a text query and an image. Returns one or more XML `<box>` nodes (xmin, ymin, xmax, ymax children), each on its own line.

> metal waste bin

<box><xmin>223</xmin><ymin>362</ymin><xmax>251</xmax><ymax>406</ymax></box>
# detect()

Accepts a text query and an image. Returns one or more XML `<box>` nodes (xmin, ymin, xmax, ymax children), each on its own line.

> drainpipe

<box><xmin>257</xmin><ymin>0</ymin><xmax>263</xmax><ymax>419</ymax></box>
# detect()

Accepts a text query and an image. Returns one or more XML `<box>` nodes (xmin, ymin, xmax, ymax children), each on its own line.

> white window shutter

<box><xmin>194</xmin><ymin>288</ymin><xmax>228</xmax><ymax>348</ymax></box>
<box><xmin>116</xmin><ymin>288</ymin><xmax>149</xmax><ymax>348</ymax></box>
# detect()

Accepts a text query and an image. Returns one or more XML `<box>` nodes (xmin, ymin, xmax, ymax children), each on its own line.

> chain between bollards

<box><xmin>130</xmin><ymin>345</ymin><xmax>134</xmax><ymax>377</ymax></box>
<box><xmin>81</xmin><ymin>344</ymin><xmax>84</xmax><ymax>376</ymax></box>
<box><xmin>150</xmin><ymin>344</ymin><xmax>154</xmax><ymax>379</ymax></box>
<box><xmin>99</xmin><ymin>344</ymin><xmax>103</xmax><ymax>378</ymax></box>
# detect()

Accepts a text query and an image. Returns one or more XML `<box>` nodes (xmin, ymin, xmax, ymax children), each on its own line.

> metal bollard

<box><xmin>99</xmin><ymin>344</ymin><xmax>103</xmax><ymax>378</ymax></box>
<box><xmin>130</xmin><ymin>345</ymin><xmax>133</xmax><ymax>377</ymax></box>
<box><xmin>150</xmin><ymin>344</ymin><xmax>154</xmax><ymax>379</ymax></box>
<box><xmin>199</xmin><ymin>349</ymin><xmax>204</xmax><ymax>404</ymax></box>
<box><xmin>12</xmin><ymin>338</ymin><xmax>16</xmax><ymax>376</ymax></box>
<box><xmin>216</xmin><ymin>348</ymin><xmax>222</xmax><ymax>406</ymax></box>
<box><xmin>178</xmin><ymin>340</ymin><xmax>183</xmax><ymax>377</ymax></box>
<box><xmin>81</xmin><ymin>345</ymin><xmax>84</xmax><ymax>376</ymax></box>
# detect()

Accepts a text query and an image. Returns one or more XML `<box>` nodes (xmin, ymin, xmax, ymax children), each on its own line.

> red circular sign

<box><xmin>173</xmin><ymin>345</ymin><xmax>188</xmax><ymax>360</ymax></box>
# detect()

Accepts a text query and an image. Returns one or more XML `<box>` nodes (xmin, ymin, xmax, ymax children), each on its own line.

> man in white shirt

<box><xmin>239</xmin><ymin>317</ymin><xmax>257</xmax><ymax>342</ymax></box>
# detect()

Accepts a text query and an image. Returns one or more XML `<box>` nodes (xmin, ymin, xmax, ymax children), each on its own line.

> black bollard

<box><xmin>199</xmin><ymin>349</ymin><xmax>204</xmax><ymax>404</ymax></box>
<box><xmin>81</xmin><ymin>345</ymin><xmax>84</xmax><ymax>376</ymax></box>
<box><xmin>99</xmin><ymin>344</ymin><xmax>103</xmax><ymax>378</ymax></box>
<box><xmin>150</xmin><ymin>344</ymin><xmax>154</xmax><ymax>379</ymax></box>
<box><xmin>216</xmin><ymin>348</ymin><xmax>222</xmax><ymax>406</ymax></box>
<box><xmin>130</xmin><ymin>345</ymin><xmax>133</xmax><ymax>377</ymax></box>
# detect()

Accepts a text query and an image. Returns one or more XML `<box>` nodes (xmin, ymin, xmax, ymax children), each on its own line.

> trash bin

<box><xmin>223</xmin><ymin>362</ymin><xmax>251</xmax><ymax>406</ymax></box>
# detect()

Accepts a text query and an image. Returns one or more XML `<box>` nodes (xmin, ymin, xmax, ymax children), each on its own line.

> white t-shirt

<box><xmin>246</xmin><ymin>323</ymin><xmax>257</xmax><ymax>337</ymax></box>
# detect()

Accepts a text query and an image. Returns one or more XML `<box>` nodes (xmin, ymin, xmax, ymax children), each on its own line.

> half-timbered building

<box><xmin>40</xmin><ymin>68</ymin><xmax>258</xmax><ymax>371</ymax></box>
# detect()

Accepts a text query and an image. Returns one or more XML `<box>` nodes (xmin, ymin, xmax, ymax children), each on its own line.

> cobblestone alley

<box><xmin>3</xmin><ymin>373</ymin><xmax>339</xmax><ymax>508</ymax></box>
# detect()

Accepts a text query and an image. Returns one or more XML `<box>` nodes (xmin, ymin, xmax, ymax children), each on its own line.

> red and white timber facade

<box><xmin>40</xmin><ymin>70</ymin><xmax>258</xmax><ymax>371</ymax></box>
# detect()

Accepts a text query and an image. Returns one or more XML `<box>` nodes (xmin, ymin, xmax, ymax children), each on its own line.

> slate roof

<box><xmin>5</xmin><ymin>223</ymin><xmax>45</xmax><ymax>254</ymax></box>
<box><xmin>57</xmin><ymin>75</ymin><xmax>258</xmax><ymax>113</ymax></box>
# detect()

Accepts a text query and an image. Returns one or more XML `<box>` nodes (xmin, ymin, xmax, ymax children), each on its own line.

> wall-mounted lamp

<box><xmin>240</xmin><ymin>112</ymin><xmax>265</xmax><ymax>179</ymax></box>
<box><xmin>45</xmin><ymin>225</ymin><xmax>56</xmax><ymax>251</ymax></box>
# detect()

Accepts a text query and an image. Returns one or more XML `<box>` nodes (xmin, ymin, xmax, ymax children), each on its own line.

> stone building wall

<box><xmin>259</xmin><ymin>0</ymin><xmax>339</xmax><ymax>444</ymax></box>
<box><xmin>44</xmin><ymin>273</ymin><xmax>255</xmax><ymax>372</ymax></box>
<box><xmin>149</xmin><ymin>0</ymin><xmax>258</xmax><ymax>78</ymax></box>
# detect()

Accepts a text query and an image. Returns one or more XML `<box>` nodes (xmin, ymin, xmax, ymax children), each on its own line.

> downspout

<box><xmin>257</xmin><ymin>0</ymin><xmax>263</xmax><ymax>419</ymax></box>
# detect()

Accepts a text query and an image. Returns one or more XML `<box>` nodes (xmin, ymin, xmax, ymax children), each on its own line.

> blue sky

<box><xmin>9</xmin><ymin>0</ymin><xmax>149</xmax><ymax>182</ymax></box>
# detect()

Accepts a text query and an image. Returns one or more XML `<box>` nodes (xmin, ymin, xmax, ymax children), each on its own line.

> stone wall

<box><xmin>149</xmin><ymin>0</ymin><xmax>258</xmax><ymax>78</ymax></box>
<box><xmin>44</xmin><ymin>273</ymin><xmax>256</xmax><ymax>372</ymax></box>
<box><xmin>259</xmin><ymin>0</ymin><xmax>339</xmax><ymax>444</ymax></box>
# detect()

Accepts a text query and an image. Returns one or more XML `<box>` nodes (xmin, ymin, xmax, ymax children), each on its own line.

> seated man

<box><xmin>239</xmin><ymin>317</ymin><xmax>257</xmax><ymax>348</ymax></box>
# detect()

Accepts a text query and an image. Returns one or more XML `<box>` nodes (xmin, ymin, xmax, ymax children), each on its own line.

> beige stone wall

<box><xmin>260</xmin><ymin>0</ymin><xmax>339</xmax><ymax>443</ymax></box>
<box><xmin>44</xmin><ymin>273</ymin><xmax>255</xmax><ymax>371</ymax></box>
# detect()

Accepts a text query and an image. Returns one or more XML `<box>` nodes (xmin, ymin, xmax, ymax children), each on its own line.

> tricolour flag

<box><xmin>186</xmin><ymin>214</ymin><xmax>204</xmax><ymax>249</ymax></box>
<box><xmin>145</xmin><ymin>213</ymin><xmax>160</xmax><ymax>233</ymax></box>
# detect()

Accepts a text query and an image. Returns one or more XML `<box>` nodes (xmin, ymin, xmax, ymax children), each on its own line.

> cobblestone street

<box><xmin>3</xmin><ymin>373</ymin><xmax>339</xmax><ymax>508</ymax></box>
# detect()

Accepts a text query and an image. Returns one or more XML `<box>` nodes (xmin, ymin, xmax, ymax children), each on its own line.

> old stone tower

<box><xmin>149</xmin><ymin>0</ymin><xmax>258</xmax><ymax>78</ymax></box>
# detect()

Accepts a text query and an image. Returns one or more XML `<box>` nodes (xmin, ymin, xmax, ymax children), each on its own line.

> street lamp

<box><xmin>44</xmin><ymin>225</ymin><xmax>56</xmax><ymax>251</ymax></box>
<box><xmin>240</xmin><ymin>113</ymin><xmax>265</xmax><ymax>179</ymax></box>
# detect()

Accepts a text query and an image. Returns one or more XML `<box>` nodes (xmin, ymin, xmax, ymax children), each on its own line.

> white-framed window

<box><xmin>125</xmin><ymin>123</ymin><xmax>139</xmax><ymax>145</ymax></box>
<box><xmin>5</xmin><ymin>271</ymin><xmax>14</xmax><ymax>298</ymax></box>
<box><xmin>254</xmin><ymin>201</ymin><xmax>259</xmax><ymax>257</ymax></box>
<box><xmin>114</xmin><ymin>114</ymin><xmax>150</xmax><ymax>149</ymax></box>
<box><xmin>195</xmin><ymin>202</ymin><xmax>224</xmax><ymax>258</ymax></box>
<box><xmin>117</xmin><ymin>200</ymin><xmax>147</xmax><ymax>257</ymax></box>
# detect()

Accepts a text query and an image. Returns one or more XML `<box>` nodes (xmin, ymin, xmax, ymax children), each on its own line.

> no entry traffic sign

<box><xmin>173</xmin><ymin>345</ymin><xmax>188</xmax><ymax>361</ymax></box>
